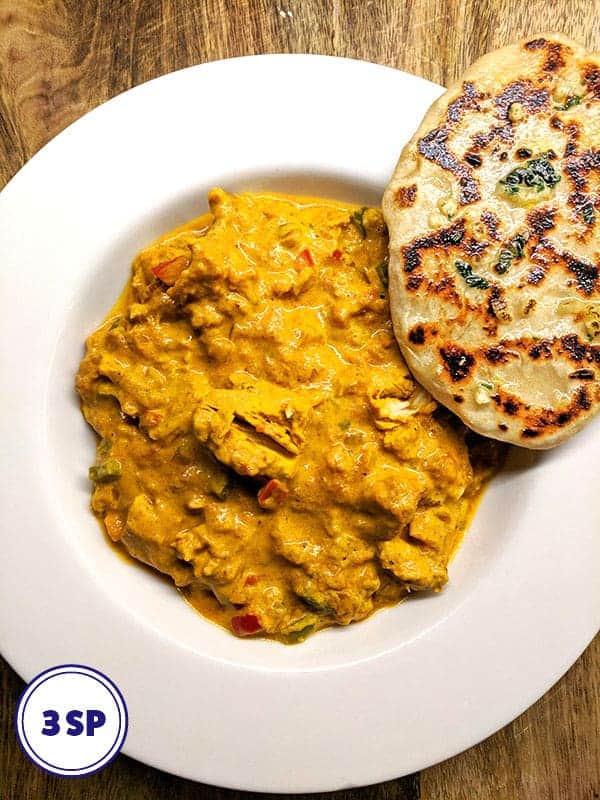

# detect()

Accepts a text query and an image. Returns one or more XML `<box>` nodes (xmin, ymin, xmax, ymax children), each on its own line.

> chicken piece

<box><xmin>92</xmin><ymin>353</ymin><xmax>209</xmax><ymax>440</ymax></box>
<box><xmin>362</xmin><ymin>465</ymin><xmax>429</xmax><ymax>527</ymax></box>
<box><xmin>271</xmin><ymin>514</ymin><xmax>380</xmax><ymax>625</ymax></box>
<box><xmin>409</xmin><ymin>506</ymin><xmax>455</xmax><ymax>552</ymax></box>
<box><xmin>383</xmin><ymin>415</ymin><xmax>473</xmax><ymax>502</ymax></box>
<box><xmin>193</xmin><ymin>375</ymin><xmax>320</xmax><ymax>479</ymax></box>
<box><xmin>175</xmin><ymin>525</ymin><xmax>243</xmax><ymax>585</ymax></box>
<box><xmin>378</xmin><ymin>537</ymin><xmax>447</xmax><ymax>591</ymax></box>
<box><xmin>369</xmin><ymin>385</ymin><xmax>437</xmax><ymax>430</ymax></box>
<box><xmin>122</xmin><ymin>495</ymin><xmax>193</xmax><ymax>586</ymax></box>
<box><xmin>366</xmin><ymin>369</ymin><xmax>415</xmax><ymax>402</ymax></box>
<box><xmin>290</xmin><ymin>563</ymin><xmax>381</xmax><ymax>625</ymax></box>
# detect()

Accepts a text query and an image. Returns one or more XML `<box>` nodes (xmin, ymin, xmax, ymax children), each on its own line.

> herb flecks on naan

<box><xmin>383</xmin><ymin>33</ymin><xmax>600</xmax><ymax>449</ymax></box>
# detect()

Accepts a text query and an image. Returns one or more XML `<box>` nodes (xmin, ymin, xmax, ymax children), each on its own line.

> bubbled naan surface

<box><xmin>383</xmin><ymin>33</ymin><xmax>600</xmax><ymax>448</ymax></box>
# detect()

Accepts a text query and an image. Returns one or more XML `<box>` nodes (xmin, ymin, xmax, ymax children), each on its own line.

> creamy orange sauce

<box><xmin>77</xmin><ymin>190</ymin><xmax>503</xmax><ymax>643</ymax></box>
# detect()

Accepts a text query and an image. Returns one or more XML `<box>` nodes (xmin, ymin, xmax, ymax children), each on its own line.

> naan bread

<box><xmin>383</xmin><ymin>33</ymin><xmax>600</xmax><ymax>449</ymax></box>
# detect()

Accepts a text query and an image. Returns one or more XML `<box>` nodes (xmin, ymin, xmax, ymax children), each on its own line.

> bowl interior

<box><xmin>45</xmin><ymin>169</ymin><xmax>533</xmax><ymax>672</ymax></box>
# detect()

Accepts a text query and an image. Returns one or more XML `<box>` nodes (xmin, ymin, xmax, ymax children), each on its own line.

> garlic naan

<box><xmin>383</xmin><ymin>33</ymin><xmax>600</xmax><ymax>449</ymax></box>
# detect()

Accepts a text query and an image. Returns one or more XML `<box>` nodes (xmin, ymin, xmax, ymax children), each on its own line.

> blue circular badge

<box><xmin>15</xmin><ymin>664</ymin><xmax>128</xmax><ymax>777</ymax></box>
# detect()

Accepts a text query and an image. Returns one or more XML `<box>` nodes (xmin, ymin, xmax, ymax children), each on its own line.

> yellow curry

<box><xmin>77</xmin><ymin>189</ymin><xmax>502</xmax><ymax>642</ymax></box>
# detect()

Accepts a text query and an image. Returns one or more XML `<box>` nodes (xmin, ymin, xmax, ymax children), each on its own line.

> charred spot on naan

<box><xmin>417</xmin><ymin>129</ymin><xmax>480</xmax><ymax>205</ymax></box>
<box><xmin>439</xmin><ymin>345</ymin><xmax>475</xmax><ymax>382</ymax></box>
<box><xmin>495</xmin><ymin>80</ymin><xmax>550</xmax><ymax>119</ymax></box>
<box><xmin>528</xmin><ymin>235</ymin><xmax>599</xmax><ymax>296</ymax></box>
<box><xmin>484</xmin><ymin>344</ymin><xmax>517</xmax><ymax>364</ymax></box>
<box><xmin>486</xmin><ymin>286</ymin><xmax>511</xmax><ymax>326</ymax></box>
<box><xmin>564</xmin><ymin>149</ymin><xmax>600</xmax><ymax>192</ymax></box>
<box><xmin>447</xmin><ymin>82</ymin><xmax>485</xmax><ymax>123</ymax></box>
<box><xmin>407</xmin><ymin>322</ymin><xmax>439</xmax><ymax>345</ymax></box>
<box><xmin>481</xmin><ymin>210</ymin><xmax>501</xmax><ymax>240</ymax></box>
<box><xmin>562</xmin><ymin>122</ymin><xmax>580</xmax><ymax>158</ymax></box>
<box><xmin>464</xmin><ymin>152</ymin><xmax>483</xmax><ymax>168</ymax></box>
<box><xmin>523</xmin><ymin>37</ymin><xmax>568</xmax><ymax>72</ymax></box>
<box><xmin>570</xmin><ymin>368</ymin><xmax>595</xmax><ymax>379</ymax></box>
<box><xmin>486</xmin><ymin>334</ymin><xmax>600</xmax><ymax>364</ymax></box>
<box><xmin>527</xmin><ymin>265</ymin><xmax>548</xmax><ymax>285</ymax></box>
<box><xmin>433</xmin><ymin>331</ymin><xmax>599</xmax><ymax>433</ymax></box>
<box><xmin>583</xmin><ymin>63</ymin><xmax>600</xmax><ymax>98</ymax></box>
<box><xmin>408</xmin><ymin>325</ymin><xmax>426</xmax><ymax>344</ymax></box>
<box><xmin>564</xmin><ymin>254</ymin><xmax>599</xmax><ymax>295</ymax></box>
<box><xmin>527</xmin><ymin>206</ymin><xmax>557</xmax><ymax>234</ymax></box>
<box><xmin>470</xmin><ymin>124</ymin><xmax>513</xmax><ymax>153</ymax></box>
<box><xmin>529</xmin><ymin>339</ymin><xmax>553</xmax><ymax>359</ymax></box>
<box><xmin>402</xmin><ymin>221</ymin><xmax>465</xmax><ymax>273</ymax></box>
<box><xmin>544</xmin><ymin>43</ymin><xmax>567</xmax><ymax>73</ymax></box>
<box><xmin>485</xmin><ymin>383</ymin><xmax>596</xmax><ymax>439</ymax></box>
<box><xmin>394</xmin><ymin>184</ymin><xmax>418</xmax><ymax>207</ymax></box>
<box><xmin>406</xmin><ymin>273</ymin><xmax>425</xmax><ymax>292</ymax></box>
<box><xmin>519</xmin><ymin>386</ymin><xmax>596</xmax><ymax>439</ymax></box>
<box><xmin>559</xmin><ymin>333</ymin><xmax>600</xmax><ymax>362</ymax></box>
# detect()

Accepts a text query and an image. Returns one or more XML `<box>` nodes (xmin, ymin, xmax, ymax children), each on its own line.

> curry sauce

<box><xmin>77</xmin><ymin>190</ymin><xmax>503</xmax><ymax>643</ymax></box>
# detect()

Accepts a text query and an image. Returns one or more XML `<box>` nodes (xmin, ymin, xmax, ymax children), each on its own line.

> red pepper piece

<box><xmin>231</xmin><ymin>613</ymin><xmax>262</xmax><ymax>636</ymax></box>
<box><xmin>150</xmin><ymin>254</ymin><xmax>190</xmax><ymax>285</ymax></box>
<box><xmin>244</xmin><ymin>574</ymin><xmax>259</xmax><ymax>586</ymax></box>
<box><xmin>257</xmin><ymin>478</ymin><xmax>289</xmax><ymax>509</ymax></box>
<box><xmin>299</xmin><ymin>248</ymin><xmax>315</xmax><ymax>266</ymax></box>
<box><xmin>331</xmin><ymin>249</ymin><xmax>343</xmax><ymax>261</ymax></box>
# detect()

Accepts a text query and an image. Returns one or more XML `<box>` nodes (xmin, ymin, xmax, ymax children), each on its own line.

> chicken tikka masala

<box><xmin>77</xmin><ymin>189</ymin><xmax>502</xmax><ymax>643</ymax></box>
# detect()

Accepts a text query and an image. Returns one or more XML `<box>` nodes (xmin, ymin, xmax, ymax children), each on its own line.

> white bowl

<box><xmin>1</xmin><ymin>54</ymin><xmax>598</xmax><ymax>791</ymax></box>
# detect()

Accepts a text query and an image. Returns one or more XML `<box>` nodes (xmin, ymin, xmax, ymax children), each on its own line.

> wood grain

<box><xmin>1</xmin><ymin>1</ymin><xmax>599</xmax><ymax>798</ymax></box>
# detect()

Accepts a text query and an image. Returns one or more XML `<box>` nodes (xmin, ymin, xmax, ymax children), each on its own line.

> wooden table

<box><xmin>1</xmin><ymin>1</ymin><xmax>598</xmax><ymax>797</ymax></box>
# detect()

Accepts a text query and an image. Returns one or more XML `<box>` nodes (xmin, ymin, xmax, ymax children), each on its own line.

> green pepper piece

<box><xmin>376</xmin><ymin>258</ymin><xmax>389</xmax><ymax>290</ymax></box>
<box><xmin>89</xmin><ymin>458</ymin><xmax>122</xmax><ymax>483</ymax></box>
<box><xmin>297</xmin><ymin>593</ymin><xmax>334</xmax><ymax>615</ymax></box>
<box><xmin>286</xmin><ymin>624</ymin><xmax>315</xmax><ymax>644</ymax></box>
<box><xmin>208</xmin><ymin>471</ymin><xmax>229</xmax><ymax>500</ymax></box>
<box><xmin>350</xmin><ymin>207</ymin><xmax>367</xmax><ymax>239</ymax></box>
